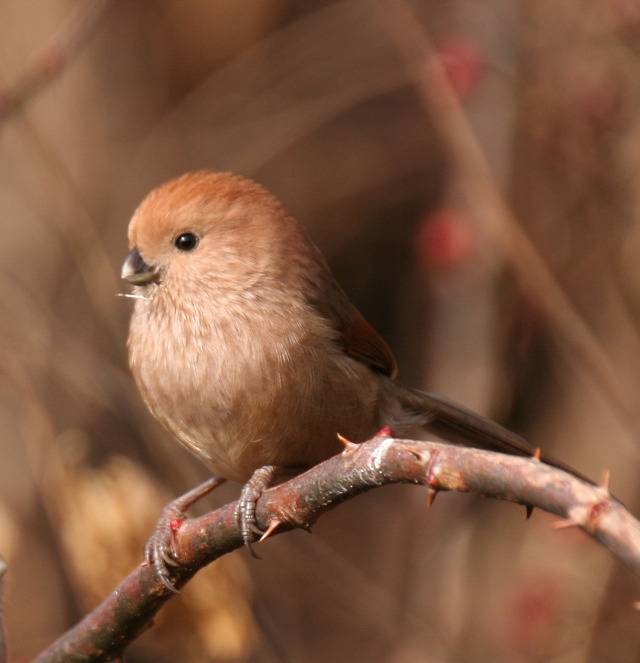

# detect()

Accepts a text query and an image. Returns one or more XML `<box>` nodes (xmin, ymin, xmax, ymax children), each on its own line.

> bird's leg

<box><xmin>145</xmin><ymin>476</ymin><xmax>225</xmax><ymax>592</ymax></box>
<box><xmin>236</xmin><ymin>465</ymin><xmax>284</xmax><ymax>557</ymax></box>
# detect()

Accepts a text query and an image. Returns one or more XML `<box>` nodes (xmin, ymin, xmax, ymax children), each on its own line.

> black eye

<box><xmin>174</xmin><ymin>232</ymin><xmax>199</xmax><ymax>251</ymax></box>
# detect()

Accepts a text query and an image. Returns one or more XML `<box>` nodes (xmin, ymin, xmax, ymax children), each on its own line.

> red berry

<box><xmin>436</xmin><ymin>37</ymin><xmax>485</xmax><ymax>99</ymax></box>
<box><xmin>415</xmin><ymin>209</ymin><xmax>474</xmax><ymax>271</ymax></box>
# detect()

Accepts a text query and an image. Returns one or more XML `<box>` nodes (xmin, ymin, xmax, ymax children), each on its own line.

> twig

<box><xmin>34</xmin><ymin>436</ymin><xmax>640</xmax><ymax>663</ymax></box>
<box><xmin>0</xmin><ymin>0</ymin><xmax>114</xmax><ymax>120</ymax></box>
<box><xmin>2</xmin><ymin>0</ymin><xmax>122</xmax><ymax>340</ymax></box>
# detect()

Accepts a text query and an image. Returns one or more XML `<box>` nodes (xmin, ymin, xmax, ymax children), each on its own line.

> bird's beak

<box><xmin>121</xmin><ymin>248</ymin><xmax>160</xmax><ymax>285</ymax></box>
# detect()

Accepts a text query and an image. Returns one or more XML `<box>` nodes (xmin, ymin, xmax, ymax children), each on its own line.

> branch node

<box><xmin>374</xmin><ymin>425</ymin><xmax>394</xmax><ymax>438</ymax></box>
<box><xmin>424</xmin><ymin>449</ymin><xmax>441</xmax><ymax>486</ymax></box>
<box><xmin>586</xmin><ymin>499</ymin><xmax>611</xmax><ymax>534</ymax></box>
<box><xmin>369</xmin><ymin>435</ymin><xmax>394</xmax><ymax>474</ymax></box>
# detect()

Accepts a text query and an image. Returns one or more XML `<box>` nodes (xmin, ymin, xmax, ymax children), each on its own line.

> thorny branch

<box><xmin>35</xmin><ymin>436</ymin><xmax>640</xmax><ymax>663</ymax></box>
<box><xmin>0</xmin><ymin>0</ymin><xmax>113</xmax><ymax>120</ymax></box>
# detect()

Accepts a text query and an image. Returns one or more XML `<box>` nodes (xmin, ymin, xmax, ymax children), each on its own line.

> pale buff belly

<box><xmin>129</xmin><ymin>293</ymin><xmax>383</xmax><ymax>482</ymax></box>
<box><xmin>136</xmin><ymin>345</ymin><xmax>382</xmax><ymax>483</ymax></box>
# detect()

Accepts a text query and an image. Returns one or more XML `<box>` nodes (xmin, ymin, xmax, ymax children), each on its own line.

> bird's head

<box><xmin>121</xmin><ymin>170</ymin><xmax>299</xmax><ymax>297</ymax></box>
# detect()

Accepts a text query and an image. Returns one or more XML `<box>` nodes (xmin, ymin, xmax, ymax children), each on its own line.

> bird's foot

<box><xmin>235</xmin><ymin>465</ymin><xmax>283</xmax><ymax>558</ymax></box>
<box><xmin>145</xmin><ymin>476</ymin><xmax>225</xmax><ymax>592</ymax></box>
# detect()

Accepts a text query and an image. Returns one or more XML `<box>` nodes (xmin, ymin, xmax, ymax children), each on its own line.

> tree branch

<box><xmin>34</xmin><ymin>437</ymin><xmax>640</xmax><ymax>663</ymax></box>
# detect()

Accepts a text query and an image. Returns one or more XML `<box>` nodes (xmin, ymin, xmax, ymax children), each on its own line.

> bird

<box><xmin>121</xmin><ymin>170</ymin><xmax>573</xmax><ymax>590</ymax></box>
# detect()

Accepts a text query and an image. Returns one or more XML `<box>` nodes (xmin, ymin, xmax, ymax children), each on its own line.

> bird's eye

<box><xmin>174</xmin><ymin>232</ymin><xmax>199</xmax><ymax>251</ymax></box>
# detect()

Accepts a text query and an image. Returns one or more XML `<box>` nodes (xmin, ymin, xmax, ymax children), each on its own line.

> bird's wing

<box><xmin>339</xmin><ymin>308</ymin><xmax>398</xmax><ymax>378</ymax></box>
<box><xmin>302</xmin><ymin>246</ymin><xmax>398</xmax><ymax>378</ymax></box>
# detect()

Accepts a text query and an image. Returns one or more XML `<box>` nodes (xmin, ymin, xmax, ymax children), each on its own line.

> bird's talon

<box><xmin>144</xmin><ymin>477</ymin><xmax>225</xmax><ymax>590</ymax></box>
<box><xmin>235</xmin><ymin>465</ymin><xmax>281</xmax><ymax>554</ymax></box>
<box><xmin>144</xmin><ymin>534</ymin><xmax>180</xmax><ymax>592</ymax></box>
<box><xmin>158</xmin><ymin>571</ymin><xmax>180</xmax><ymax>594</ymax></box>
<box><xmin>161</xmin><ymin>548</ymin><xmax>179</xmax><ymax>567</ymax></box>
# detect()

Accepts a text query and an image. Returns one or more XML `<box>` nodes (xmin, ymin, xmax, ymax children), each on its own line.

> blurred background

<box><xmin>2</xmin><ymin>0</ymin><xmax>640</xmax><ymax>661</ymax></box>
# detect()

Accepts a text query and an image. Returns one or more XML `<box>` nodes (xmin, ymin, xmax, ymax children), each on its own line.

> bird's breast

<box><xmin>127</xmin><ymin>295</ymin><xmax>380</xmax><ymax>481</ymax></box>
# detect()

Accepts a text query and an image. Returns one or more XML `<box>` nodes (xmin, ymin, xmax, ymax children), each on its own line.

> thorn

<box><xmin>337</xmin><ymin>432</ymin><xmax>358</xmax><ymax>452</ymax></box>
<box><xmin>525</xmin><ymin>505</ymin><xmax>534</xmax><ymax>520</ymax></box>
<box><xmin>259</xmin><ymin>520</ymin><xmax>282</xmax><ymax>543</ymax></box>
<box><xmin>427</xmin><ymin>487</ymin><xmax>438</xmax><ymax>507</ymax></box>
<box><xmin>552</xmin><ymin>518</ymin><xmax>578</xmax><ymax>530</ymax></box>
<box><xmin>375</xmin><ymin>425</ymin><xmax>394</xmax><ymax>438</ymax></box>
<box><xmin>600</xmin><ymin>469</ymin><xmax>610</xmax><ymax>492</ymax></box>
<box><xmin>632</xmin><ymin>601</ymin><xmax>640</xmax><ymax>611</ymax></box>
<box><xmin>532</xmin><ymin>448</ymin><xmax>541</xmax><ymax>461</ymax></box>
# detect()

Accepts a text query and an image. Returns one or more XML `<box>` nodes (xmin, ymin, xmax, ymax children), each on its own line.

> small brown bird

<box><xmin>121</xmin><ymin>171</ymin><xmax>549</xmax><ymax>589</ymax></box>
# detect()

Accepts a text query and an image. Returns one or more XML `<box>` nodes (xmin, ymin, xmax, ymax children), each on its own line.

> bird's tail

<box><xmin>389</xmin><ymin>384</ymin><xmax>593</xmax><ymax>484</ymax></box>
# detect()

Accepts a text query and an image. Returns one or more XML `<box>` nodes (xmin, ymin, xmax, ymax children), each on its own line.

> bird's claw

<box><xmin>236</xmin><ymin>465</ymin><xmax>280</xmax><ymax>556</ymax></box>
<box><xmin>144</xmin><ymin>476</ymin><xmax>225</xmax><ymax>593</ymax></box>
<box><xmin>235</xmin><ymin>487</ymin><xmax>264</xmax><ymax>558</ymax></box>
<box><xmin>145</xmin><ymin>521</ymin><xmax>181</xmax><ymax>593</ymax></box>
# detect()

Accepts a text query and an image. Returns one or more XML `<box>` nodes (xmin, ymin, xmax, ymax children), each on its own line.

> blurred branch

<box><xmin>3</xmin><ymin>0</ymin><xmax>122</xmax><ymax>338</ymax></box>
<box><xmin>0</xmin><ymin>557</ymin><xmax>7</xmax><ymax>663</ymax></box>
<box><xmin>35</xmin><ymin>436</ymin><xmax>640</xmax><ymax>663</ymax></box>
<box><xmin>383</xmin><ymin>2</ymin><xmax>639</xmax><ymax>442</ymax></box>
<box><xmin>0</xmin><ymin>0</ymin><xmax>113</xmax><ymax>120</ymax></box>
